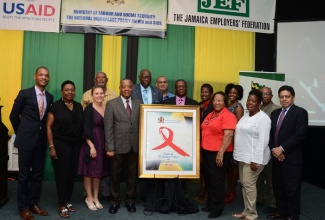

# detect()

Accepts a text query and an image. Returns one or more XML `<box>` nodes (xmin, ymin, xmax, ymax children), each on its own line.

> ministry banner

<box><xmin>0</xmin><ymin>0</ymin><xmax>61</xmax><ymax>32</ymax></box>
<box><xmin>61</xmin><ymin>0</ymin><xmax>167</xmax><ymax>38</ymax></box>
<box><xmin>168</xmin><ymin>0</ymin><xmax>276</xmax><ymax>34</ymax></box>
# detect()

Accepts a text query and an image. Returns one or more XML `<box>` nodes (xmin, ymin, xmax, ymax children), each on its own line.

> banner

<box><xmin>239</xmin><ymin>71</ymin><xmax>285</xmax><ymax>107</ymax></box>
<box><xmin>0</xmin><ymin>0</ymin><xmax>61</xmax><ymax>32</ymax></box>
<box><xmin>61</xmin><ymin>0</ymin><xmax>167</xmax><ymax>38</ymax></box>
<box><xmin>168</xmin><ymin>0</ymin><xmax>276</xmax><ymax>34</ymax></box>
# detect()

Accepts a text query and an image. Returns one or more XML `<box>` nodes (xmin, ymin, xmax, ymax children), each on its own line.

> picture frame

<box><xmin>138</xmin><ymin>104</ymin><xmax>200</xmax><ymax>179</ymax></box>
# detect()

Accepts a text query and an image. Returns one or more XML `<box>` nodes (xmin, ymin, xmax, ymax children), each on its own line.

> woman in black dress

<box><xmin>47</xmin><ymin>80</ymin><xmax>83</xmax><ymax>218</ymax></box>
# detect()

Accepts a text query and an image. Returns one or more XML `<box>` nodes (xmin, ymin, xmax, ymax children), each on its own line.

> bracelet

<box><xmin>49</xmin><ymin>145</ymin><xmax>54</xmax><ymax>148</ymax></box>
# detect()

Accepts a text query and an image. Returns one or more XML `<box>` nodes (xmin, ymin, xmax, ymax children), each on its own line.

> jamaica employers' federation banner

<box><xmin>61</xmin><ymin>0</ymin><xmax>167</xmax><ymax>38</ymax></box>
<box><xmin>0</xmin><ymin>0</ymin><xmax>61</xmax><ymax>32</ymax></box>
<box><xmin>168</xmin><ymin>0</ymin><xmax>276</xmax><ymax>34</ymax></box>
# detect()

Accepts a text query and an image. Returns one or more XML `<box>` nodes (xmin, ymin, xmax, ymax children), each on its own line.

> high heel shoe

<box><xmin>225</xmin><ymin>192</ymin><xmax>237</xmax><ymax>204</ymax></box>
<box><xmin>93</xmin><ymin>201</ymin><xmax>103</xmax><ymax>209</ymax></box>
<box><xmin>85</xmin><ymin>198</ymin><xmax>97</xmax><ymax>211</ymax></box>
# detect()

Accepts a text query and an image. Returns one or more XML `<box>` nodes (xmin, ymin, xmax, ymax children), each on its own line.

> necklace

<box><xmin>205</xmin><ymin>110</ymin><xmax>223</xmax><ymax>125</ymax></box>
<box><xmin>62</xmin><ymin>99</ymin><xmax>73</xmax><ymax>105</ymax></box>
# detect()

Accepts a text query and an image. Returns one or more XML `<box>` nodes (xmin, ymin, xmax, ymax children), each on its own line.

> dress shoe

<box><xmin>266</xmin><ymin>212</ymin><xmax>287</xmax><ymax>219</ymax></box>
<box><xmin>125</xmin><ymin>203</ymin><xmax>136</xmax><ymax>213</ymax></box>
<box><xmin>29</xmin><ymin>205</ymin><xmax>48</xmax><ymax>216</ymax></box>
<box><xmin>201</xmin><ymin>207</ymin><xmax>211</xmax><ymax>212</ymax></box>
<box><xmin>108</xmin><ymin>204</ymin><xmax>120</xmax><ymax>214</ymax></box>
<box><xmin>263</xmin><ymin>206</ymin><xmax>278</xmax><ymax>214</ymax></box>
<box><xmin>208</xmin><ymin>211</ymin><xmax>221</xmax><ymax>218</ymax></box>
<box><xmin>19</xmin><ymin>210</ymin><xmax>34</xmax><ymax>220</ymax></box>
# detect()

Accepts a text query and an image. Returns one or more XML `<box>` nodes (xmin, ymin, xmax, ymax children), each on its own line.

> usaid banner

<box><xmin>239</xmin><ymin>71</ymin><xmax>285</xmax><ymax>107</ymax></box>
<box><xmin>61</xmin><ymin>0</ymin><xmax>167</xmax><ymax>38</ymax></box>
<box><xmin>168</xmin><ymin>0</ymin><xmax>276</xmax><ymax>34</ymax></box>
<box><xmin>0</xmin><ymin>0</ymin><xmax>61</xmax><ymax>32</ymax></box>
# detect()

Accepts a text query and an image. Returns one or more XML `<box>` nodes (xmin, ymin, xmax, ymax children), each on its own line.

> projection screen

<box><xmin>277</xmin><ymin>21</ymin><xmax>325</xmax><ymax>126</ymax></box>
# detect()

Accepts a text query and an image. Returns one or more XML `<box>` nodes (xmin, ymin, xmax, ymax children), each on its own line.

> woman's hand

<box><xmin>49</xmin><ymin>147</ymin><xmax>58</xmax><ymax>160</ymax></box>
<box><xmin>90</xmin><ymin>147</ymin><xmax>97</xmax><ymax>158</ymax></box>
<box><xmin>250</xmin><ymin>162</ymin><xmax>258</xmax><ymax>171</ymax></box>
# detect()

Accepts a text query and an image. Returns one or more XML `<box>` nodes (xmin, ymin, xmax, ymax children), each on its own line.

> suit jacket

<box><xmin>269</xmin><ymin>104</ymin><xmax>308</xmax><ymax>165</ymax></box>
<box><xmin>104</xmin><ymin>96</ymin><xmax>141</xmax><ymax>154</ymax></box>
<box><xmin>132</xmin><ymin>84</ymin><xmax>162</xmax><ymax>104</ymax></box>
<box><xmin>162</xmin><ymin>96</ymin><xmax>199</xmax><ymax>105</ymax></box>
<box><xmin>10</xmin><ymin>86</ymin><xmax>54</xmax><ymax>150</ymax></box>
<box><xmin>260</xmin><ymin>101</ymin><xmax>281</xmax><ymax>117</ymax></box>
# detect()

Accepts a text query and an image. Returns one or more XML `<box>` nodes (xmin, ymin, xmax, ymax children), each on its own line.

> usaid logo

<box><xmin>198</xmin><ymin>0</ymin><xmax>249</xmax><ymax>17</ymax></box>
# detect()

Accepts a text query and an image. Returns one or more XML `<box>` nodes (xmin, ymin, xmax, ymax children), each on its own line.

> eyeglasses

<box><xmin>262</xmin><ymin>92</ymin><xmax>272</xmax><ymax>96</ymax></box>
<box><xmin>279</xmin><ymin>95</ymin><xmax>291</xmax><ymax>99</ymax></box>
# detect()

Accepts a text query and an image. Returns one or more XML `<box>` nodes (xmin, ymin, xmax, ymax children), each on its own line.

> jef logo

<box><xmin>198</xmin><ymin>0</ymin><xmax>249</xmax><ymax>17</ymax></box>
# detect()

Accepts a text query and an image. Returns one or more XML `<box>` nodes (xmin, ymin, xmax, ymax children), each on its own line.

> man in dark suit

<box><xmin>132</xmin><ymin>69</ymin><xmax>162</xmax><ymax>104</ymax></box>
<box><xmin>10</xmin><ymin>66</ymin><xmax>54</xmax><ymax>220</ymax></box>
<box><xmin>131</xmin><ymin>69</ymin><xmax>162</xmax><ymax>201</ymax></box>
<box><xmin>163</xmin><ymin>79</ymin><xmax>199</xmax><ymax>105</ymax></box>
<box><xmin>266</xmin><ymin>85</ymin><xmax>308</xmax><ymax>220</ymax></box>
<box><xmin>104</xmin><ymin>78</ymin><xmax>142</xmax><ymax>214</ymax></box>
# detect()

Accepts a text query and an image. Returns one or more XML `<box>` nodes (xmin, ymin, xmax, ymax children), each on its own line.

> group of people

<box><xmin>197</xmin><ymin>84</ymin><xmax>308</xmax><ymax>220</ymax></box>
<box><xmin>10</xmin><ymin>66</ymin><xmax>308</xmax><ymax>220</ymax></box>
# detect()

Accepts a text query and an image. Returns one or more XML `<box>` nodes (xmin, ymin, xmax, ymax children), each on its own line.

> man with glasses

<box><xmin>132</xmin><ymin>69</ymin><xmax>162</xmax><ymax>104</ymax></box>
<box><xmin>163</xmin><ymin>79</ymin><xmax>198</xmax><ymax>105</ymax></box>
<box><xmin>256</xmin><ymin>87</ymin><xmax>280</xmax><ymax>214</ymax></box>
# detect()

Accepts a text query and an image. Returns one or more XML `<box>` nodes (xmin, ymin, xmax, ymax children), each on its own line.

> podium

<box><xmin>0</xmin><ymin>106</ymin><xmax>10</xmax><ymax>208</ymax></box>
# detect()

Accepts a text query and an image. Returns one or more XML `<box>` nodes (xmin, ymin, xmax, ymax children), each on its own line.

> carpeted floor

<box><xmin>1</xmin><ymin>180</ymin><xmax>324</xmax><ymax>219</ymax></box>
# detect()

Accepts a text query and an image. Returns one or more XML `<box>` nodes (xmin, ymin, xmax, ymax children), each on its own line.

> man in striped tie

<box><xmin>10</xmin><ymin>66</ymin><xmax>54</xmax><ymax>220</ymax></box>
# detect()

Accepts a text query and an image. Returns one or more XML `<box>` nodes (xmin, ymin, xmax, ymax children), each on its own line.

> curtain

<box><xmin>137</xmin><ymin>24</ymin><xmax>195</xmax><ymax>98</ymax></box>
<box><xmin>193</xmin><ymin>27</ymin><xmax>255</xmax><ymax>101</ymax></box>
<box><xmin>95</xmin><ymin>34</ymin><xmax>103</xmax><ymax>73</ymax></box>
<box><xmin>0</xmin><ymin>30</ymin><xmax>24</xmax><ymax>135</ymax></box>
<box><xmin>101</xmin><ymin>35</ymin><xmax>122</xmax><ymax>94</ymax></box>
<box><xmin>22</xmin><ymin>31</ymin><xmax>84</xmax><ymax>180</ymax></box>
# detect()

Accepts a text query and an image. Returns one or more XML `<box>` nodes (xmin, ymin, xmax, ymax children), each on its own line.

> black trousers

<box><xmin>52</xmin><ymin>139</ymin><xmax>80</xmax><ymax>206</ymax></box>
<box><xmin>17</xmin><ymin>135</ymin><xmax>46</xmax><ymax>210</ymax></box>
<box><xmin>202</xmin><ymin>149</ymin><xmax>232</xmax><ymax>214</ymax></box>
<box><xmin>109</xmin><ymin>149</ymin><xmax>138</xmax><ymax>205</ymax></box>
<box><xmin>272</xmin><ymin>159</ymin><xmax>302</xmax><ymax>220</ymax></box>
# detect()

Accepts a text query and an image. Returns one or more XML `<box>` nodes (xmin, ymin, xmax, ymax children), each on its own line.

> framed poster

<box><xmin>139</xmin><ymin>104</ymin><xmax>200</xmax><ymax>178</ymax></box>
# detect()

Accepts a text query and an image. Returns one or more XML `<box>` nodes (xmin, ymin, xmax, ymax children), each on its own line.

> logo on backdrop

<box><xmin>198</xmin><ymin>0</ymin><xmax>250</xmax><ymax>17</ymax></box>
<box><xmin>251</xmin><ymin>81</ymin><xmax>265</xmax><ymax>90</ymax></box>
<box><xmin>107</xmin><ymin>0</ymin><xmax>125</xmax><ymax>5</ymax></box>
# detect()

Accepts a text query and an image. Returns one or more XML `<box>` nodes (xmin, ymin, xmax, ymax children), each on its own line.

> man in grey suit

<box><xmin>132</xmin><ymin>69</ymin><xmax>162</xmax><ymax>104</ymax></box>
<box><xmin>104</xmin><ymin>78</ymin><xmax>142</xmax><ymax>214</ymax></box>
<box><xmin>10</xmin><ymin>66</ymin><xmax>54</xmax><ymax>220</ymax></box>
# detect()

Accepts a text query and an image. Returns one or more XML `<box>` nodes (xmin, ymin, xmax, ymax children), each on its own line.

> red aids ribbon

<box><xmin>152</xmin><ymin>126</ymin><xmax>190</xmax><ymax>157</ymax></box>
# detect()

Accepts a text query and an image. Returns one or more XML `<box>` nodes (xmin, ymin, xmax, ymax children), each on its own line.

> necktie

<box><xmin>142</xmin><ymin>89</ymin><xmax>148</xmax><ymax>104</ymax></box>
<box><xmin>178</xmin><ymin>98</ymin><xmax>183</xmax><ymax>105</ymax></box>
<box><xmin>39</xmin><ymin>92</ymin><xmax>44</xmax><ymax>119</ymax></box>
<box><xmin>274</xmin><ymin>108</ymin><xmax>287</xmax><ymax>146</ymax></box>
<box><xmin>126</xmin><ymin>99</ymin><xmax>132</xmax><ymax>119</ymax></box>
